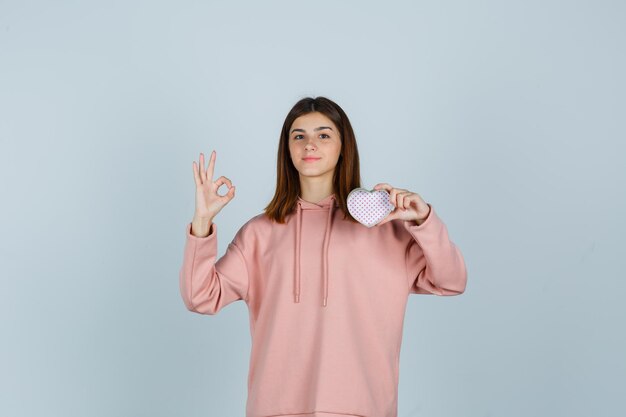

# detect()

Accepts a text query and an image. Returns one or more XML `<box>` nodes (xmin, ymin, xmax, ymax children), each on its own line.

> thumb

<box><xmin>376</xmin><ymin>218</ymin><xmax>389</xmax><ymax>227</ymax></box>
<box><xmin>376</xmin><ymin>211</ymin><xmax>397</xmax><ymax>226</ymax></box>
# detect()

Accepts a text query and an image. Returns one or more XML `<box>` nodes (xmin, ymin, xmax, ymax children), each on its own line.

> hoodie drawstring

<box><xmin>294</xmin><ymin>195</ymin><xmax>335</xmax><ymax>307</ymax></box>
<box><xmin>295</xmin><ymin>202</ymin><xmax>301</xmax><ymax>303</ymax></box>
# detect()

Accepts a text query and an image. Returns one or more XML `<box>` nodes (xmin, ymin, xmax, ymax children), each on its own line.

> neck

<box><xmin>299</xmin><ymin>189</ymin><xmax>334</xmax><ymax>204</ymax></box>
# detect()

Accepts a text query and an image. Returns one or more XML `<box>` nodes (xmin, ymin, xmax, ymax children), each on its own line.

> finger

<box><xmin>373</xmin><ymin>183</ymin><xmax>392</xmax><ymax>192</ymax></box>
<box><xmin>199</xmin><ymin>153</ymin><xmax>206</xmax><ymax>183</ymax></box>
<box><xmin>398</xmin><ymin>191</ymin><xmax>411</xmax><ymax>209</ymax></box>
<box><xmin>214</xmin><ymin>176</ymin><xmax>232</xmax><ymax>196</ymax></box>
<box><xmin>226</xmin><ymin>185</ymin><xmax>236</xmax><ymax>201</ymax></box>
<box><xmin>389</xmin><ymin>188</ymin><xmax>399</xmax><ymax>208</ymax></box>
<box><xmin>406</xmin><ymin>193</ymin><xmax>419</xmax><ymax>209</ymax></box>
<box><xmin>215</xmin><ymin>176</ymin><xmax>233</xmax><ymax>189</ymax></box>
<box><xmin>395</xmin><ymin>192</ymin><xmax>405</xmax><ymax>210</ymax></box>
<box><xmin>404</xmin><ymin>193</ymin><xmax>414</xmax><ymax>209</ymax></box>
<box><xmin>207</xmin><ymin>150</ymin><xmax>216</xmax><ymax>183</ymax></box>
<box><xmin>392</xmin><ymin>189</ymin><xmax>409</xmax><ymax>209</ymax></box>
<box><xmin>192</xmin><ymin>161</ymin><xmax>202</xmax><ymax>186</ymax></box>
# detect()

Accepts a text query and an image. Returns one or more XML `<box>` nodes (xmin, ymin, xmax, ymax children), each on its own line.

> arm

<box><xmin>179</xmin><ymin>221</ymin><xmax>250</xmax><ymax>314</ymax></box>
<box><xmin>403</xmin><ymin>203</ymin><xmax>467</xmax><ymax>296</ymax></box>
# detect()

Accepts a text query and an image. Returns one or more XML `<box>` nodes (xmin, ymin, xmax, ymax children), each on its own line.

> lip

<box><xmin>302</xmin><ymin>157</ymin><xmax>321</xmax><ymax>162</ymax></box>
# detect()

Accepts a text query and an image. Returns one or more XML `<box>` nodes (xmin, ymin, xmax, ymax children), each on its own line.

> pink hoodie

<box><xmin>179</xmin><ymin>193</ymin><xmax>467</xmax><ymax>417</ymax></box>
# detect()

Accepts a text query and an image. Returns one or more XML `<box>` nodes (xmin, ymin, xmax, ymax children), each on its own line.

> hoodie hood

<box><xmin>294</xmin><ymin>193</ymin><xmax>338</xmax><ymax>307</ymax></box>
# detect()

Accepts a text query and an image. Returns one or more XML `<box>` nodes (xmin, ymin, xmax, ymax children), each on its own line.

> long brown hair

<box><xmin>263</xmin><ymin>96</ymin><xmax>361</xmax><ymax>224</ymax></box>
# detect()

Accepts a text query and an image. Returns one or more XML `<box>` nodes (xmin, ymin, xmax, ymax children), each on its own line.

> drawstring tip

<box><xmin>295</xmin><ymin>294</ymin><xmax>300</xmax><ymax>303</ymax></box>
<box><xmin>323</xmin><ymin>298</ymin><xmax>327</xmax><ymax>307</ymax></box>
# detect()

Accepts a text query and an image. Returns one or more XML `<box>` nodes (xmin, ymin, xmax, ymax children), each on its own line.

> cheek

<box><xmin>289</xmin><ymin>144</ymin><xmax>303</xmax><ymax>160</ymax></box>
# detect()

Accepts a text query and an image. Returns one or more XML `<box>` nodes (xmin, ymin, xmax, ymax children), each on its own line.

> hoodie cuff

<box><xmin>186</xmin><ymin>221</ymin><xmax>216</xmax><ymax>241</ymax></box>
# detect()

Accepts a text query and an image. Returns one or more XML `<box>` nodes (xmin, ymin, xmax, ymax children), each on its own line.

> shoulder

<box><xmin>231</xmin><ymin>212</ymin><xmax>275</xmax><ymax>245</ymax></box>
<box><xmin>244</xmin><ymin>212</ymin><xmax>274</xmax><ymax>231</ymax></box>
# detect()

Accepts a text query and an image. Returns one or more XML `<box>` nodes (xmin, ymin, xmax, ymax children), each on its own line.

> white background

<box><xmin>1</xmin><ymin>0</ymin><xmax>624</xmax><ymax>416</ymax></box>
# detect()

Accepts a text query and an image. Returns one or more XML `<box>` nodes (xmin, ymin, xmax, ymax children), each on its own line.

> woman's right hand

<box><xmin>192</xmin><ymin>150</ymin><xmax>236</xmax><ymax>222</ymax></box>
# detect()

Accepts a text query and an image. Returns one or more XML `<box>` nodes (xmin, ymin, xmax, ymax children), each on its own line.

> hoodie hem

<box><xmin>255</xmin><ymin>412</ymin><xmax>368</xmax><ymax>417</ymax></box>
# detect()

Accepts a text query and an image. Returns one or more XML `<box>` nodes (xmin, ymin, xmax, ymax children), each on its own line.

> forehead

<box><xmin>291</xmin><ymin>112</ymin><xmax>336</xmax><ymax>130</ymax></box>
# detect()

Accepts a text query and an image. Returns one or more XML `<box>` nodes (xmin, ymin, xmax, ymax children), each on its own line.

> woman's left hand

<box><xmin>372</xmin><ymin>183</ymin><xmax>431</xmax><ymax>226</ymax></box>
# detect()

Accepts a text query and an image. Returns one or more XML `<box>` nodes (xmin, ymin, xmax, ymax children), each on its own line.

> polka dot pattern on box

<box><xmin>347</xmin><ymin>187</ymin><xmax>395</xmax><ymax>228</ymax></box>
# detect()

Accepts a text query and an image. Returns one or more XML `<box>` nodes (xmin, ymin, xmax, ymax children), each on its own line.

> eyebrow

<box><xmin>290</xmin><ymin>126</ymin><xmax>334</xmax><ymax>134</ymax></box>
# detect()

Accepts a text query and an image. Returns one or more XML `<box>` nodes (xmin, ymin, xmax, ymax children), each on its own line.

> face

<box><xmin>288</xmin><ymin>112</ymin><xmax>342</xmax><ymax>181</ymax></box>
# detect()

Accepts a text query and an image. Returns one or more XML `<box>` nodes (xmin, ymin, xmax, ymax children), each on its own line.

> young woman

<box><xmin>179</xmin><ymin>96</ymin><xmax>467</xmax><ymax>417</ymax></box>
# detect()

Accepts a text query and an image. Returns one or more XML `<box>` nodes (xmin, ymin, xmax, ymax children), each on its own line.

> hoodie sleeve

<box><xmin>179</xmin><ymin>221</ymin><xmax>250</xmax><ymax>315</ymax></box>
<box><xmin>403</xmin><ymin>203</ymin><xmax>467</xmax><ymax>296</ymax></box>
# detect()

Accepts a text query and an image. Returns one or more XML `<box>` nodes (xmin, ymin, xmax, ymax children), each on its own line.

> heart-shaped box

<box><xmin>347</xmin><ymin>187</ymin><xmax>395</xmax><ymax>228</ymax></box>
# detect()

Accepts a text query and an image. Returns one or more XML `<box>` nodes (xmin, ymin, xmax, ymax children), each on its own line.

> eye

<box><xmin>293</xmin><ymin>133</ymin><xmax>330</xmax><ymax>140</ymax></box>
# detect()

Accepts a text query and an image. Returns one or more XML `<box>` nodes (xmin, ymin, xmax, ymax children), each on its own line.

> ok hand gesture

<box><xmin>192</xmin><ymin>150</ymin><xmax>236</xmax><ymax>221</ymax></box>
